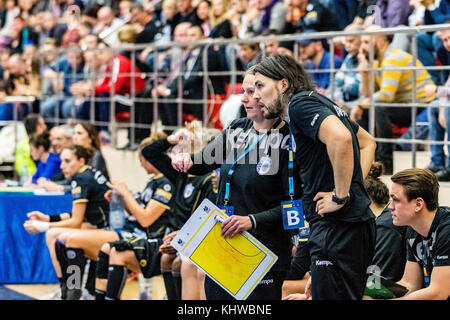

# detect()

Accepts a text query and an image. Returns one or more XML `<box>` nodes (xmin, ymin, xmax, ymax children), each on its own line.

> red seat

<box><xmin>392</xmin><ymin>124</ymin><xmax>408</xmax><ymax>138</ymax></box>
<box><xmin>116</xmin><ymin>111</ymin><xmax>130</xmax><ymax>122</ymax></box>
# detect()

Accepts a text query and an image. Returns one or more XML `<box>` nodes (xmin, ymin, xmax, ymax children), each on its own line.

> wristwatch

<box><xmin>331</xmin><ymin>189</ymin><xmax>350</xmax><ymax>205</ymax></box>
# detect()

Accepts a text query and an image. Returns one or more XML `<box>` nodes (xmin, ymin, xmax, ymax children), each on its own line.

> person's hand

<box><xmin>220</xmin><ymin>215</ymin><xmax>252</xmax><ymax>238</ymax></box>
<box><xmin>305</xmin><ymin>275</ymin><xmax>312</xmax><ymax>299</ymax></box>
<box><xmin>282</xmin><ymin>293</ymin><xmax>308</xmax><ymax>300</ymax></box>
<box><xmin>155</xmin><ymin>85</ymin><xmax>169</xmax><ymax>97</ymax></box>
<box><xmin>438</xmin><ymin>108</ymin><xmax>446</xmax><ymax>129</ymax></box>
<box><xmin>23</xmin><ymin>219</ymin><xmax>49</xmax><ymax>234</ymax></box>
<box><xmin>363</xmin><ymin>295</ymin><xmax>374</xmax><ymax>300</ymax></box>
<box><xmin>171</xmin><ymin>152</ymin><xmax>194</xmax><ymax>173</ymax></box>
<box><xmin>104</xmin><ymin>189</ymin><xmax>112</xmax><ymax>202</ymax></box>
<box><xmin>159</xmin><ymin>243</ymin><xmax>178</xmax><ymax>254</ymax></box>
<box><xmin>163</xmin><ymin>230</ymin><xmax>179</xmax><ymax>244</ymax></box>
<box><xmin>27</xmin><ymin>211</ymin><xmax>49</xmax><ymax>222</ymax></box>
<box><xmin>111</xmin><ymin>181</ymin><xmax>132</xmax><ymax>198</ymax></box>
<box><xmin>313</xmin><ymin>191</ymin><xmax>345</xmax><ymax>217</ymax></box>
<box><xmin>424</xmin><ymin>83</ymin><xmax>437</xmax><ymax>100</ymax></box>
<box><xmin>357</xmin><ymin>50</ymin><xmax>370</xmax><ymax>73</ymax></box>
<box><xmin>167</xmin><ymin>128</ymin><xmax>194</xmax><ymax>146</ymax></box>
<box><xmin>38</xmin><ymin>180</ymin><xmax>63</xmax><ymax>192</ymax></box>
<box><xmin>350</xmin><ymin>106</ymin><xmax>363</xmax><ymax>121</ymax></box>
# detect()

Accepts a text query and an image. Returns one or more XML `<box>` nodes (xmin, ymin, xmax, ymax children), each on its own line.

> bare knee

<box><xmin>160</xmin><ymin>253</ymin><xmax>176</xmax><ymax>272</ymax></box>
<box><xmin>172</xmin><ymin>256</ymin><xmax>181</xmax><ymax>273</ymax></box>
<box><xmin>109</xmin><ymin>247</ymin><xmax>133</xmax><ymax>266</ymax></box>
<box><xmin>100</xmin><ymin>243</ymin><xmax>112</xmax><ymax>255</ymax></box>
<box><xmin>197</xmin><ymin>269</ymin><xmax>205</xmax><ymax>282</ymax></box>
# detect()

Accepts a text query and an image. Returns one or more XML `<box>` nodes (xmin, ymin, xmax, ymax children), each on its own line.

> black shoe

<box><xmin>65</xmin><ymin>288</ymin><xmax>82</xmax><ymax>300</ymax></box>
<box><xmin>435</xmin><ymin>168</ymin><xmax>450</xmax><ymax>181</ymax></box>
<box><xmin>117</xmin><ymin>142</ymin><xmax>139</xmax><ymax>151</ymax></box>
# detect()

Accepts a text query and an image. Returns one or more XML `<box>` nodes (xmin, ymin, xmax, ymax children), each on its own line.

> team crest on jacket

<box><xmin>256</xmin><ymin>156</ymin><xmax>272</xmax><ymax>175</ymax></box>
<box><xmin>183</xmin><ymin>183</ymin><xmax>194</xmax><ymax>198</ymax></box>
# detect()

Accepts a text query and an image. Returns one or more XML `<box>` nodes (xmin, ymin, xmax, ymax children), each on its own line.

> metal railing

<box><xmin>2</xmin><ymin>23</ymin><xmax>450</xmax><ymax>168</ymax></box>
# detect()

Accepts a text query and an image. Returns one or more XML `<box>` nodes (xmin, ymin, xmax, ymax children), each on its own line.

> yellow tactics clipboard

<box><xmin>171</xmin><ymin>199</ymin><xmax>278</xmax><ymax>300</ymax></box>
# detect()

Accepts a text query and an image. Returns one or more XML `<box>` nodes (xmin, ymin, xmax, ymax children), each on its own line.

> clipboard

<box><xmin>171</xmin><ymin>198</ymin><xmax>278</xmax><ymax>300</ymax></box>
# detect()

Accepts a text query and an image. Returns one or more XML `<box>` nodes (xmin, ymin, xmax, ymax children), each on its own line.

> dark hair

<box><xmin>24</xmin><ymin>114</ymin><xmax>43</xmax><ymax>135</ymax></box>
<box><xmin>76</xmin><ymin>121</ymin><xmax>101</xmax><ymax>150</ymax></box>
<box><xmin>29</xmin><ymin>131</ymin><xmax>50</xmax><ymax>151</ymax></box>
<box><xmin>391</xmin><ymin>168</ymin><xmax>440</xmax><ymax>211</ymax></box>
<box><xmin>364</xmin><ymin>162</ymin><xmax>389</xmax><ymax>206</ymax></box>
<box><xmin>251</xmin><ymin>54</ymin><xmax>314</xmax><ymax>103</ymax></box>
<box><xmin>67</xmin><ymin>144</ymin><xmax>95</xmax><ymax>165</ymax></box>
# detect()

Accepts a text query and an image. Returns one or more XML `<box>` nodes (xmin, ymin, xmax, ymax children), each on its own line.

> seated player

<box><xmin>140</xmin><ymin>121</ymin><xmax>218</xmax><ymax>300</ymax></box>
<box><xmin>23</xmin><ymin>145</ymin><xmax>110</xmax><ymax>300</ymax></box>
<box><xmin>92</xmin><ymin>134</ymin><xmax>178</xmax><ymax>300</ymax></box>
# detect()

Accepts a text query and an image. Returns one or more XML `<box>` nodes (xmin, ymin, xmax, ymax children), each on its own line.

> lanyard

<box><xmin>223</xmin><ymin>118</ymin><xmax>282</xmax><ymax>205</ymax></box>
<box><xmin>422</xmin><ymin>240</ymin><xmax>430</xmax><ymax>285</ymax></box>
<box><xmin>288</xmin><ymin>133</ymin><xmax>294</xmax><ymax>200</ymax></box>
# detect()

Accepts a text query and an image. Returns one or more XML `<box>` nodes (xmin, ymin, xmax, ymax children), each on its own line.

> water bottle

<box><xmin>109</xmin><ymin>189</ymin><xmax>126</xmax><ymax>232</ymax></box>
<box><xmin>20</xmin><ymin>164</ymin><xmax>28</xmax><ymax>186</ymax></box>
<box><xmin>138</xmin><ymin>273</ymin><xmax>153</xmax><ymax>300</ymax></box>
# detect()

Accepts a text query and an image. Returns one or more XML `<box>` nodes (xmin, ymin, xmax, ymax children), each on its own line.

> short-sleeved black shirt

<box><xmin>71</xmin><ymin>165</ymin><xmax>111</xmax><ymax>228</ymax></box>
<box><xmin>372</xmin><ymin>208</ymin><xmax>407</xmax><ymax>282</ymax></box>
<box><xmin>126</xmin><ymin>174</ymin><xmax>175</xmax><ymax>239</ymax></box>
<box><xmin>406</xmin><ymin>206</ymin><xmax>450</xmax><ymax>288</ymax></box>
<box><xmin>288</xmin><ymin>91</ymin><xmax>374</xmax><ymax>225</ymax></box>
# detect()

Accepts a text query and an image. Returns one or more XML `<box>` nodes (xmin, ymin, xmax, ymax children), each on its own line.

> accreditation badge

<box><xmin>218</xmin><ymin>205</ymin><xmax>234</xmax><ymax>216</ymax></box>
<box><xmin>281</xmin><ymin>199</ymin><xmax>306</xmax><ymax>230</ymax></box>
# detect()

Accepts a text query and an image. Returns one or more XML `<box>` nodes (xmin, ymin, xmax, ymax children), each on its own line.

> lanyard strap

<box><xmin>422</xmin><ymin>240</ymin><xmax>430</xmax><ymax>284</ymax></box>
<box><xmin>288</xmin><ymin>133</ymin><xmax>294</xmax><ymax>200</ymax></box>
<box><xmin>223</xmin><ymin>131</ymin><xmax>267</xmax><ymax>204</ymax></box>
<box><xmin>223</xmin><ymin>118</ymin><xmax>283</xmax><ymax>205</ymax></box>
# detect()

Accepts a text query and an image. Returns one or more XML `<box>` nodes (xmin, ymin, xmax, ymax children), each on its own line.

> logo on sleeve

<box><xmin>163</xmin><ymin>184</ymin><xmax>171</xmax><ymax>192</ymax></box>
<box><xmin>310</xmin><ymin>114</ymin><xmax>319</xmax><ymax>127</ymax></box>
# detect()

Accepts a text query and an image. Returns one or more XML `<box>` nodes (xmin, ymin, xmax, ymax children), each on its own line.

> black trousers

<box><xmin>308</xmin><ymin>218</ymin><xmax>376</xmax><ymax>300</ymax></box>
<box><xmin>204</xmin><ymin>270</ymin><xmax>286</xmax><ymax>300</ymax></box>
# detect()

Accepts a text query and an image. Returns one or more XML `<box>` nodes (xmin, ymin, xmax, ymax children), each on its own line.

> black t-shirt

<box><xmin>372</xmin><ymin>208</ymin><xmax>407</xmax><ymax>282</ymax></box>
<box><xmin>126</xmin><ymin>174</ymin><xmax>175</xmax><ymax>239</ymax></box>
<box><xmin>71</xmin><ymin>165</ymin><xmax>111</xmax><ymax>228</ymax></box>
<box><xmin>406</xmin><ymin>206</ymin><xmax>450</xmax><ymax>288</ymax></box>
<box><xmin>188</xmin><ymin>118</ymin><xmax>303</xmax><ymax>272</ymax></box>
<box><xmin>288</xmin><ymin>90</ymin><xmax>374</xmax><ymax>225</ymax></box>
<box><xmin>141</xmin><ymin>139</ymin><xmax>217</xmax><ymax>230</ymax></box>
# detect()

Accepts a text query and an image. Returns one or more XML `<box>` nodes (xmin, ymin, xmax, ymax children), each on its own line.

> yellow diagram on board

<box><xmin>190</xmin><ymin>222</ymin><xmax>266</xmax><ymax>295</ymax></box>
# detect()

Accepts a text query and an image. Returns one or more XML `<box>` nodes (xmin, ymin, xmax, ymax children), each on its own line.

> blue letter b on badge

<box><xmin>281</xmin><ymin>200</ymin><xmax>305</xmax><ymax>230</ymax></box>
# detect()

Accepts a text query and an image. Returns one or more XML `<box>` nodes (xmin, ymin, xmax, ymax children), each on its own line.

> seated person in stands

<box><xmin>26</xmin><ymin>131</ymin><xmax>61</xmax><ymax>185</ymax></box>
<box><xmin>330</xmin><ymin>24</ymin><xmax>362</xmax><ymax>105</ymax></box>
<box><xmin>23</xmin><ymin>145</ymin><xmax>110</xmax><ymax>300</ymax></box>
<box><xmin>424</xmin><ymin>28</ymin><xmax>450</xmax><ymax>181</ymax></box>
<box><xmin>69</xmin><ymin>41</ymin><xmax>146</xmax><ymax>137</ymax></box>
<box><xmin>354</xmin><ymin>25</ymin><xmax>435</xmax><ymax>174</ymax></box>
<box><xmin>297</xmin><ymin>30</ymin><xmax>343</xmax><ymax>92</ymax></box>
<box><xmin>369</xmin><ymin>168</ymin><xmax>450</xmax><ymax>300</ymax></box>
<box><xmin>94</xmin><ymin>134</ymin><xmax>177</xmax><ymax>300</ymax></box>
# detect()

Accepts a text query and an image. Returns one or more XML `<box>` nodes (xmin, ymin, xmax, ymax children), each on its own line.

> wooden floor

<box><xmin>3</xmin><ymin>275</ymin><xmax>166</xmax><ymax>300</ymax></box>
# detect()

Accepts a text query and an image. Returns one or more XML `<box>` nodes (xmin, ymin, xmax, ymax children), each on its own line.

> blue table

<box><xmin>0</xmin><ymin>192</ymin><xmax>72</xmax><ymax>284</ymax></box>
